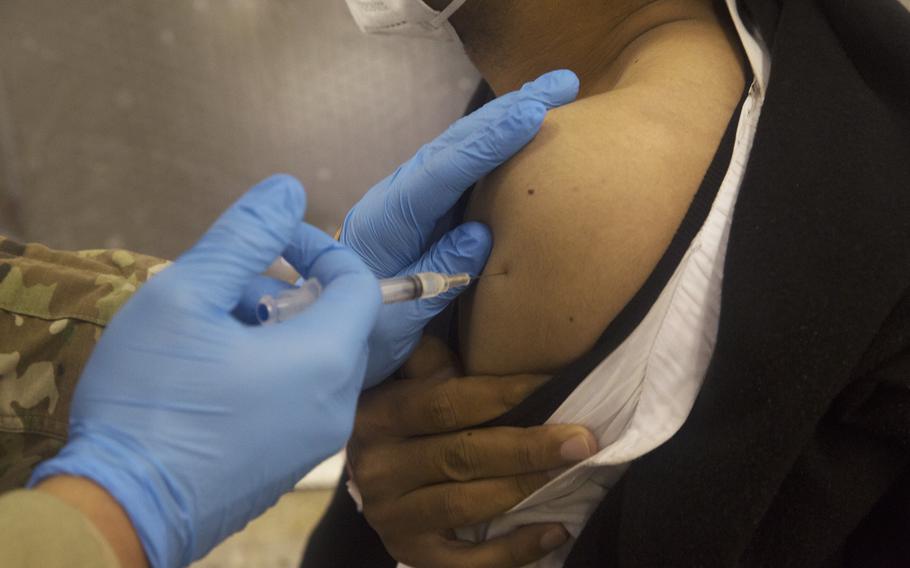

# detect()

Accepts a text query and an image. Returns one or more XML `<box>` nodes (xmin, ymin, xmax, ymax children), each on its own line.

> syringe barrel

<box><xmin>379</xmin><ymin>275</ymin><xmax>422</xmax><ymax>304</ymax></box>
<box><xmin>378</xmin><ymin>273</ymin><xmax>471</xmax><ymax>303</ymax></box>
<box><xmin>256</xmin><ymin>272</ymin><xmax>472</xmax><ymax>325</ymax></box>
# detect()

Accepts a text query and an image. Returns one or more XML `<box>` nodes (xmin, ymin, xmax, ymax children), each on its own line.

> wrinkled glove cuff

<box><xmin>28</xmin><ymin>427</ymin><xmax>190</xmax><ymax>568</ymax></box>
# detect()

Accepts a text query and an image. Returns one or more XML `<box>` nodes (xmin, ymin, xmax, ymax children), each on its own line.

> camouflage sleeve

<box><xmin>0</xmin><ymin>236</ymin><xmax>170</xmax><ymax>492</ymax></box>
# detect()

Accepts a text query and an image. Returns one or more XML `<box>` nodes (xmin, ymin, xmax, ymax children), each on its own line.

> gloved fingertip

<box><xmin>255</xmin><ymin>173</ymin><xmax>307</xmax><ymax>218</ymax></box>
<box><xmin>528</xmin><ymin>69</ymin><xmax>581</xmax><ymax>107</ymax></box>
<box><xmin>453</xmin><ymin>220</ymin><xmax>491</xmax><ymax>241</ymax></box>
<box><xmin>260</xmin><ymin>172</ymin><xmax>304</xmax><ymax>191</ymax></box>
<box><xmin>451</xmin><ymin>222</ymin><xmax>493</xmax><ymax>265</ymax></box>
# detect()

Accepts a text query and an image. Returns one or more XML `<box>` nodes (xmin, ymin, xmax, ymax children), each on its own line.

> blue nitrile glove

<box><xmin>342</xmin><ymin>69</ymin><xmax>580</xmax><ymax>385</ymax></box>
<box><xmin>29</xmin><ymin>175</ymin><xmax>380</xmax><ymax>568</ymax></box>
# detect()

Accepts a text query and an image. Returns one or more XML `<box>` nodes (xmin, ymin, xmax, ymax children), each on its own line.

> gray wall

<box><xmin>0</xmin><ymin>0</ymin><xmax>479</xmax><ymax>258</ymax></box>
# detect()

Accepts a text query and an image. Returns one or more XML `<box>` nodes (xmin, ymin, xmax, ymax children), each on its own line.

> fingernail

<box><xmin>540</xmin><ymin>527</ymin><xmax>569</xmax><ymax>551</ymax></box>
<box><xmin>560</xmin><ymin>434</ymin><xmax>595</xmax><ymax>462</ymax></box>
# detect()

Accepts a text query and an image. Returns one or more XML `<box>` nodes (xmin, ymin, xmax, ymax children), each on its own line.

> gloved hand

<box><xmin>29</xmin><ymin>175</ymin><xmax>381</xmax><ymax>568</ymax></box>
<box><xmin>342</xmin><ymin>69</ymin><xmax>580</xmax><ymax>385</ymax></box>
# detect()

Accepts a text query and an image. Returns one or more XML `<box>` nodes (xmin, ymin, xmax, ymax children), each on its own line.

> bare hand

<box><xmin>347</xmin><ymin>337</ymin><xmax>597</xmax><ymax>568</ymax></box>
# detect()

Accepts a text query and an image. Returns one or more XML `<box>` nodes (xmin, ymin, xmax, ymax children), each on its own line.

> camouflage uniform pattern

<box><xmin>0</xmin><ymin>236</ymin><xmax>169</xmax><ymax>492</ymax></box>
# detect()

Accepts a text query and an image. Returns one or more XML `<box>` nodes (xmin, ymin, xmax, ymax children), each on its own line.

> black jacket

<box><xmin>302</xmin><ymin>1</ymin><xmax>910</xmax><ymax>565</ymax></box>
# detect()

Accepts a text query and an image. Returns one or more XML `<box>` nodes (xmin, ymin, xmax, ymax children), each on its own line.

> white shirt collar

<box><xmin>725</xmin><ymin>0</ymin><xmax>772</xmax><ymax>94</ymax></box>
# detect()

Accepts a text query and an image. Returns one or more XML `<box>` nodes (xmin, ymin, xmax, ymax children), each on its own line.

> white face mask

<box><xmin>344</xmin><ymin>0</ymin><xmax>468</xmax><ymax>41</ymax></box>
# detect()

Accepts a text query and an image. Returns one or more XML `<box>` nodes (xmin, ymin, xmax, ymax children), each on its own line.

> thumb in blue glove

<box><xmin>29</xmin><ymin>175</ymin><xmax>381</xmax><ymax>568</ymax></box>
<box><xmin>366</xmin><ymin>221</ymin><xmax>492</xmax><ymax>381</ymax></box>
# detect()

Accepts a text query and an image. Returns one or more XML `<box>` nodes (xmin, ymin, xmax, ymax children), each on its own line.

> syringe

<box><xmin>256</xmin><ymin>272</ymin><xmax>473</xmax><ymax>325</ymax></box>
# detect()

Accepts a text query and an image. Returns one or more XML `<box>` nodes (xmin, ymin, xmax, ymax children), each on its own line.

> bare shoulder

<box><xmin>460</xmin><ymin>51</ymin><xmax>744</xmax><ymax>375</ymax></box>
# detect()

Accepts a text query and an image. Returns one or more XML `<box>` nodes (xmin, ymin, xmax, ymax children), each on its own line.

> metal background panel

<box><xmin>0</xmin><ymin>0</ymin><xmax>479</xmax><ymax>257</ymax></box>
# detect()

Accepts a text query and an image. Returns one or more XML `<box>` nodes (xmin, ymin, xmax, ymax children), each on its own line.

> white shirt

<box><xmin>398</xmin><ymin>2</ymin><xmax>772</xmax><ymax>566</ymax></box>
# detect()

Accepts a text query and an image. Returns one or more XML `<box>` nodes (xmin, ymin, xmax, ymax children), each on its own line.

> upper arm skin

<box><xmin>459</xmin><ymin>84</ymin><xmax>739</xmax><ymax>376</ymax></box>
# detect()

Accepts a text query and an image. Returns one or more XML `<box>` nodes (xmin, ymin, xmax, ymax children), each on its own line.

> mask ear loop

<box><xmin>428</xmin><ymin>0</ymin><xmax>468</xmax><ymax>29</ymax></box>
